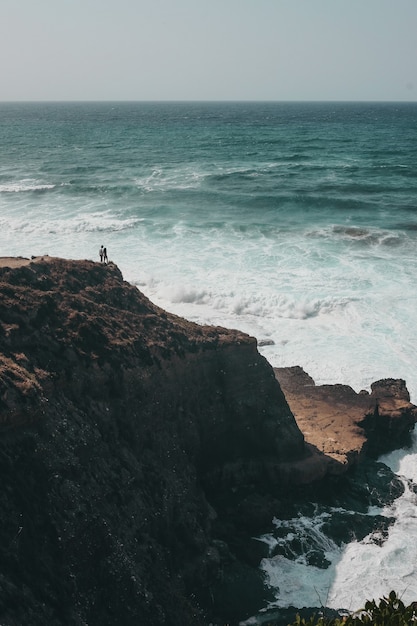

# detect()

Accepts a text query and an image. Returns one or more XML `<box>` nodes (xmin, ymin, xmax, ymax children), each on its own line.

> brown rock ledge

<box><xmin>275</xmin><ymin>365</ymin><xmax>417</xmax><ymax>475</ymax></box>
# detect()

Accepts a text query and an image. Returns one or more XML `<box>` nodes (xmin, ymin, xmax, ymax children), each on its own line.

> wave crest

<box><xmin>0</xmin><ymin>213</ymin><xmax>142</xmax><ymax>235</ymax></box>
<box><xmin>0</xmin><ymin>181</ymin><xmax>56</xmax><ymax>193</ymax></box>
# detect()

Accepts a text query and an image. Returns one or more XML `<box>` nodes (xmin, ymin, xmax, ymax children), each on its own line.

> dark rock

<box><xmin>0</xmin><ymin>256</ymin><xmax>304</xmax><ymax>626</ymax></box>
<box><xmin>207</xmin><ymin>561</ymin><xmax>276</xmax><ymax>625</ymax></box>
<box><xmin>258</xmin><ymin>339</ymin><xmax>275</xmax><ymax>347</ymax></box>
<box><xmin>321</xmin><ymin>511</ymin><xmax>395</xmax><ymax>546</ymax></box>
<box><xmin>0</xmin><ymin>257</ymin><xmax>415</xmax><ymax>625</ymax></box>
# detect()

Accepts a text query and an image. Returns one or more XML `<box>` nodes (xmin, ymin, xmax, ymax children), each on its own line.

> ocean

<box><xmin>1</xmin><ymin>101</ymin><xmax>417</xmax><ymax>618</ymax></box>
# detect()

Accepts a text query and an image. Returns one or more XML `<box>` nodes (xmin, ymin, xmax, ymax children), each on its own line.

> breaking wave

<box><xmin>0</xmin><ymin>181</ymin><xmax>56</xmax><ymax>193</ymax></box>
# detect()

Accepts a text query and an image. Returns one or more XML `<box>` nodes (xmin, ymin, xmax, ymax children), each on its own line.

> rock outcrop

<box><xmin>275</xmin><ymin>366</ymin><xmax>417</xmax><ymax>475</ymax></box>
<box><xmin>0</xmin><ymin>256</ymin><xmax>304</xmax><ymax>626</ymax></box>
<box><xmin>0</xmin><ymin>256</ymin><xmax>415</xmax><ymax>626</ymax></box>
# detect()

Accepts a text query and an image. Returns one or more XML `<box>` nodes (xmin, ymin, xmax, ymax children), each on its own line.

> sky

<box><xmin>1</xmin><ymin>0</ymin><xmax>416</xmax><ymax>102</ymax></box>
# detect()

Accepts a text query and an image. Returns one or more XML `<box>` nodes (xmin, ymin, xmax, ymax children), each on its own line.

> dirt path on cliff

<box><xmin>0</xmin><ymin>257</ymin><xmax>32</xmax><ymax>268</ymax></box>
<box><xmin>0</xmin><ymin>256</ymin><xmax>92</xmax><ymax>269</ymax></box>
<box><xmin>0</xmin><ymin>256</ymin><xmax>55</xmax><ymax>268</ymax></box>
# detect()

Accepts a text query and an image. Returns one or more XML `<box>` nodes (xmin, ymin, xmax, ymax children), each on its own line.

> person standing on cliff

<box><xmin>103</xmin><ymin>247</ymin><xmax>108</xmax><ymax>264</ymax></box>
<box><xmin>99</xmin><ymin>245</ymin><xmax>104</xmax><ymax>263</ymax></box>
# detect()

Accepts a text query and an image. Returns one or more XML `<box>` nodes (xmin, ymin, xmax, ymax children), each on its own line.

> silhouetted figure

<box><xmin>103</xmin><ymin>247</ymin><xmax>108</xmax><ymax>264</ymax></box>
<box><xmin>99</xmin><ymin>245</ymin><xmax>104</xmax><ymax>263</ymax></box>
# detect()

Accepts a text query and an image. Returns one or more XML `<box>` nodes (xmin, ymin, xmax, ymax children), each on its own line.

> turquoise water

<box><xmin>1</xmin><ymin>101</ymin><xmax>416</xmax><ymax>399</ymax></box>
<box><xmin>1</xmin><ymin>101</ymin><xmax>417</xmax><ymax>616</ymax></box>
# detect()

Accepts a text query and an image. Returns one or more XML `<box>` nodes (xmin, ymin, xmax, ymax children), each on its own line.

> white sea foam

<box><xmin>0</xmin><ymin>213</ymin><xmax>142</xmax><ymax>236</ymax></box>
<box><xmin>325</xmin><ymin>479</ymin><xmax>417</xmax><ymax>611</ymax></box>
<box><xmin>122</xmin><ymin>221</ymin><xmax>417</xmax><ymax>402</ymax></box>
<box><xmin>381</xmin><ymin>435</ymin><xmax>417</xmax><ymax>482</ymax></box>
<box><xmin>134</xmin><ymin>166</ymin><xmax>205</xmax><ymax>192</ymax></box>
<box><xmin>258</xmin><ymin>511</ymin><xmax>351</xmax><ymax>611</ymax></box>
<box><xmin>0</xmin><ymin>180</ymin><xmax>56</xmax><ymax>193</ymax></box>
<box><xmin>2</xmin><ymin>209</ymin><xmax>415</xmax><ymax>405</ymax></box>
<box><xmin>257</xmin><ymin>434</ymin><xmax>417</xmax><ymax>615</ymax></box>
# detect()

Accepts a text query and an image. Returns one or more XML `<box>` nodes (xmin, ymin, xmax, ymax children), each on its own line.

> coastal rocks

<box><xmin>0</xmin><ymin>256</ymin><xmax>304</xmax><ymax>625</ymax></box>
<box><xmin>0</xmin><ymin>257</ymin><xmax>415</xmax><ymax>625</ymax></box>
<box><xmin>362</xmin><ymin>379</ymin><xmax>417</xmax><ymax>455</ymax></box>
<box><xmin>274</xmin><ymin>366</ymin><xmax>417</xmax><ymax>468</ymax></box>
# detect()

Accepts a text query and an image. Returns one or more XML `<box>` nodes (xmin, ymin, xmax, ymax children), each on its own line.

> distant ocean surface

<box><xmin>1</xmin><ymin>101</ymin><xmax>417</xmax><ymax>618</ymax></box>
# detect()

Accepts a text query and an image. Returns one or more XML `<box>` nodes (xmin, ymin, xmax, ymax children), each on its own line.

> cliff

<box><xmin>0</xmin><ymin>256</ymin><xmax>415</xmax><ymax>626</ymax></box>
<box><xmin>0</xmin><ymin>256</ymin><xmax>304</xmax><ymax>626</ymax></box>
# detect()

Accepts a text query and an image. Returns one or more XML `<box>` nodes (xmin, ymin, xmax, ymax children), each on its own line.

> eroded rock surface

<box><xmin>275</xmin><ymin>366</ymin><xmax>417</xmax><ymax>467</ymax></box>
<box><xmin>0</xmin><ymin>257</ymin><xmax>415</xmax><ymax>626</ymax></box>
<box><xmin>0</xmin><ymin>256</ymin><xmax>304</xmax><ymax>625</ymax></box>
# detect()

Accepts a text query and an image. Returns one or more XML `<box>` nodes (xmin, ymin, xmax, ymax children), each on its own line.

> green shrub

<box><xmin>289</xmin><ymin>591</ymin><xmax>417</xmax><ymax>626</ymax></box>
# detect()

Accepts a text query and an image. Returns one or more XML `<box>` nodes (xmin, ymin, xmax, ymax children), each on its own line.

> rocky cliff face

<box><xmin>0</xmin><ymin>256</ymin><xmax>415</xmax><ymax>626</ymax></box>
<box><xmin>0</xmin><ymin>256</ymin><xmax>305</xmax><ymax>626</ymax></box>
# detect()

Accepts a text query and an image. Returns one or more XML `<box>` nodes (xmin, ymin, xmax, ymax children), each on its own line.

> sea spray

<box><xmin>251</xmin><ymin>434</ymin><xmax>417</xmax><ymax>620</ymax></box>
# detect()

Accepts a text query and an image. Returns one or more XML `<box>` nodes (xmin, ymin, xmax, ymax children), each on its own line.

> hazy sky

<box><xmin>1</xmin><ymin>0</ymin><xmax>416</xmax><ymax>101</ymax></box>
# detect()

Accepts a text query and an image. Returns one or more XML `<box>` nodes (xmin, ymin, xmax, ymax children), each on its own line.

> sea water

<box><xmin>1</xmin><ymin>101</ymin><xmax>417</xmax><ymax>615</ymax></box>
<box><xmin>255</xmin><ymin>433</ymin><xmax>417</xmax><ymax>621</ymax></box>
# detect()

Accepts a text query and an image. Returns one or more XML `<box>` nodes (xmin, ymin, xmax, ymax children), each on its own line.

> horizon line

<box><xmin>1</xmin><ymin>98</ymin><xmax>416</xmax><ymax>105</ymax></box>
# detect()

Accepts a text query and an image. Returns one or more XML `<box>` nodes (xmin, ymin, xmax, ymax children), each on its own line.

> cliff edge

<box><xmin>0</xmin><ymin>256</ymin><xmax>415</xmax><ymax>625</ymax></box>
<box><xmin>0</xmin><ymin>256</ymin><xmax>304</xmax><ymax>626</ymax></box>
